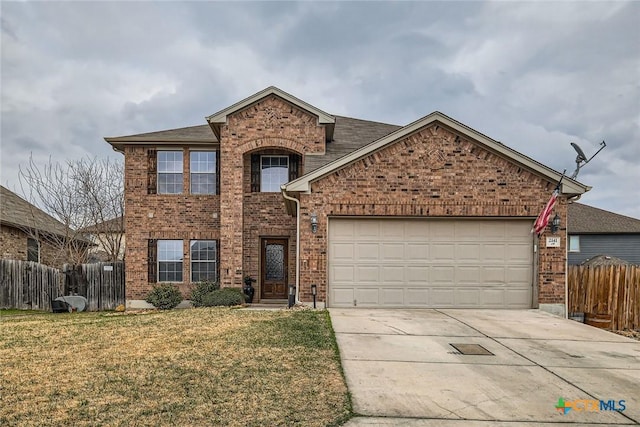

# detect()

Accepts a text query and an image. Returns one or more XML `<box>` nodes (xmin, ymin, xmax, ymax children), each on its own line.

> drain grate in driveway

<box><xmin>450</xmin><ymin>343</ymin><xmax>494</xmax><ymax>356</ymax></box>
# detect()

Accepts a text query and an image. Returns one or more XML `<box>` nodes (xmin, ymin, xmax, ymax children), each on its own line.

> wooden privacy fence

<box><xmin>0</xmin><ymin>259</ymin><xmax>125</xmax><ymax>311</ymax></box>
<box><xmin>568</xmin><ymin>265</ymin><xmax>640</xmax><ymax>330</ymax></box>
<box><xmin>0</xmin><ymin>259</ymin><xmax>63</xmax><ymax>310</ymax></box>
<box><xmin>66</xmin><ymin>262</ymin><xmax>125</xmax><ymax>311</ymax></box>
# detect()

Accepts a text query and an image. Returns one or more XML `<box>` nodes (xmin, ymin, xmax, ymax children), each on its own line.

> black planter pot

<box><xmin>243</xmin><ymin>284</ymin><xmax>255</xmax><ymax>303</ymax></box>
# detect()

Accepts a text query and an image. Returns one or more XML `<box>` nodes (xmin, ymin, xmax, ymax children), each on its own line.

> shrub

<box><xmin>200</xmin><ymin>288</ymin><xmax>247</xmax><ymax>307</ymax></box>
<box><xmin>145</xmin><ymin>283</ymin><xmax>183</xmax><ymax>310</ymax></box>
<box><xmin>190</xmin><ymin>280</ymin><xmax>221</xmax><ymax>307</ymax></box>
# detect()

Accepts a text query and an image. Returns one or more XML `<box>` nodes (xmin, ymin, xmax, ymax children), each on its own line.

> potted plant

<box><xmin>243</xmin><ymin>275</ymin><xmax>256</xmax><ymax>303</ymax></box>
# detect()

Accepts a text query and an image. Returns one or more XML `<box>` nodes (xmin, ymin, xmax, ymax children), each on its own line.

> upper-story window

<box><xmin>190</xmin><ymin>151</ymin><xmax>217</xmax><ymax>194</ymax></box>
<box><xmin>261</xmin><ymin>156</ymin><xmax>289</xmax><ymax>192</ymax></box>
<box><xmin>250</xmin><ymin>153</ymin><xmax>299</xmax><ymax>193</ymax></box>
<box><xmin>158</xmin><ymin>151</ymin><xmax>183</xmax><ymax>194</ymax></box>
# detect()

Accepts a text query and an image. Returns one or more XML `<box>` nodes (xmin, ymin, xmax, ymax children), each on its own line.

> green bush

<box><xmin>190</xmin><ymin>280</ymin><xmax>221</xmax><ymax>307</ymax></box>
<box><xmin>145</xmin><ymin>283</ymin><xmax>183</xmax><ymax>310</ymax></box>
<box><xmin>200</xmin><ymin>288</ymin><xmax>247</xmax><ymax>307</ymax></box>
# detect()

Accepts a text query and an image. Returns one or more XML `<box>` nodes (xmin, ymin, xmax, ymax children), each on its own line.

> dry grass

<box><xmin>0</xmin><ymin>308</ymin><xmax>351</xmax><ymax>426</ymax></box>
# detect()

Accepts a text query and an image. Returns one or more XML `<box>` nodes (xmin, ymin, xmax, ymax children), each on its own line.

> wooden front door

<box><xmin>261</xmin><ymin>238</ymin><xmax>288</xmax><ymax>299</ymax></box>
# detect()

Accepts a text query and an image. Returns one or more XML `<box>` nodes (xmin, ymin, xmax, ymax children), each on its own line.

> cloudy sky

<box><xmin>2</xmin><ymin>1</ymin><xmax>639</xmax><ymax>218</ymax></box>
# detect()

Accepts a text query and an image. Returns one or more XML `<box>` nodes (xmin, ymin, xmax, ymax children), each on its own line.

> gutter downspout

<box><xmin>281</xmin><ymin>186</ymin><xmax>301</xmax><ymax>304</ymax></box>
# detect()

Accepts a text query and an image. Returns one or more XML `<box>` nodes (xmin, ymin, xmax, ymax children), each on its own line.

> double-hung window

<box><xmin>158</xmin><ymin>240</ymin><xmax>183</xmax><ymax>282</ymax></box>
<box><xmin>27</xmin><ymin>238</ymin><xmax>40</xmax><ymax>262</ymax></box>
<box><xmin>190</xmin><ymin>240</ymin><xmax>217</xmax><ymax>282</ymax></box>
<box><xmin>158</xmin><ymin>151</ymin><xmax>183</xmax><ymax>194</ymax></box>
<box><xmin>190</xmin><ymin>151</ymin><xmax>216</xmax><ymax>194</ymax></box>
<box><xmin>261</xmin><ymin>155</ymin><xmax>289</xmax><ymax>192</ymax></box>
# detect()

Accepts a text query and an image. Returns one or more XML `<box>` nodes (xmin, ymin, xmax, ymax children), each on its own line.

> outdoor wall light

<box><xmin>310</xmin><ymin>213</ymin><xmax>318</xmax><ymax>234</ymax></box>
<box><xmin>311</xmin><ymin>284</ymin><xmax>317</xmax><ymax>309</ymax></box>
<box><xmin>551</xmin><ymin>213</ymin><xmax>561</xmax><ymax>234</ymax></box>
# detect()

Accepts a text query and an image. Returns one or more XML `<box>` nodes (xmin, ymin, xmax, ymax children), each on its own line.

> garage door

<box><xmin>328</xmin><ymin>218</ymin><xmax>533</xmax><ymax>308</ymax></box>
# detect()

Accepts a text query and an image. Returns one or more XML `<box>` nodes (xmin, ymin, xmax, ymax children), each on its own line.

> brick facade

<box><xmin>0</xmin><ymin>224</ymin><xmax>68</xmax><ymax>269</ymax></box>
<box><xmin>116</xmin><ymin>89</ymin><xmax>572</xmax><ymax>310</ymax></box>
<box><xmin>296</xmin><ymin>124</ymin><xmax>568</xmax><ymax>306</ymax></box>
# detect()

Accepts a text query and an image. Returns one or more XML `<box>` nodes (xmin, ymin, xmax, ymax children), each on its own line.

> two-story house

<box><xmin>106</xmin><ymin>86</ymin><xmax>589</xmax><ymax>315</ymax></box>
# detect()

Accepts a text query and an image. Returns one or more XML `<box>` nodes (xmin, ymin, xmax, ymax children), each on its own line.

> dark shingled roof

<box><xmin>0</xmin><ymin>186</ymin><xmax>71</xmax><ymax>237</ymax></box>
<box><xmin>568</xmin><ymin>202</ymin><xmax>640</xmax><ymax>234</ymax></box>
<box><xmin>105</xmin><ymin>124</ymin><xmax>217</xmax><ymax>143</ymax></box>
<box><xmin>306</xmin><ymin>115</ymin><xmax>401</xmax><ymax>172</ymax></box>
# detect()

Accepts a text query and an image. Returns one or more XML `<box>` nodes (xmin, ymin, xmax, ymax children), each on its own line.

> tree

<box><xmin>18</xmin><ymin>155</ymin><xmax>124</xmax><ymax>265</ymax></box>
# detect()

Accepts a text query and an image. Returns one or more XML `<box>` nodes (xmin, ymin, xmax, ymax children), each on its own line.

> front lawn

<box><xmin>0</xmin><ymin>308</ymin><xmax>351</xmax><ymax>426</ymax></box>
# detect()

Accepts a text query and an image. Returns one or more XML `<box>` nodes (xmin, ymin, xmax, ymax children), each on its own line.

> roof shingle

<box><xmin>568</xmin><ymin>202</ymin><xmax>640</xmax><ymax>234</ymax></box>
<box><xmin>0</xmin><ymin>186</ymin><xmax>71</xmax><ymax>237</ymax></box>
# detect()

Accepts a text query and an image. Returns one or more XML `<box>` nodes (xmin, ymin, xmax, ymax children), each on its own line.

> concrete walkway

<box><xmin>329</xmin><ymin>309</ymin><xmax>640</xmax><ymax>426</ymax></box>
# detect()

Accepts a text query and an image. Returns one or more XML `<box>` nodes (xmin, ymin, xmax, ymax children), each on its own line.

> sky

<box><xmin>1</xmin><ymin>1</ymin><xmax>639</xmax><ymax>219</ymax></box>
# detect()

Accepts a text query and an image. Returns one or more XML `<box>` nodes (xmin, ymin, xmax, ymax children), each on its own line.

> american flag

<box><xmin>532</xmin><ymin>187</ymin><xmax>559</xmax><ymax>235</ymax></box>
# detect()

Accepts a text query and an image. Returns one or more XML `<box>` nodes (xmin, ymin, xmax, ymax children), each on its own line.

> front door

<box><xmin>261</xmin><ymin>238</ymin><xmax>288</xmax><ymax>299</ymax></box>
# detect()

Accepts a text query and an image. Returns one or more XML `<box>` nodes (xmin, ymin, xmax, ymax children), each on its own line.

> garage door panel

<box><xmin>356</xmin><ymin>243</ymin><xmax>379</xmax><ymax>260</ymax></box>
<box><xmin>356</xmin><ymin>265</ymin><xmax>379</xmax><ymax>282</ymax></box>
<box><xmin>382</xmin><ymin>266</ymin><xmax>405</xmax><ymax>282</ymax></box>
<box><xmin>406</xmin><ymin>288</ymin><xmax>429</xmax><ymax>305</ymax></box>
<box><xmin>380</xmin><ymin>289</ymin><xmax>404</xmax><ymax>305</ymax></box>
<box><xmin>482</xmin><ymin>244</ymin><xmax>506</xmax><ymax>261</ymax></box>
<box><xmin>332</xmin><ymin>243</ymin><xmax>355</xmax><ymax>260</ymax></box>
<box><xmin>406</xmin><ymin>266</ymin><xmax>429</xmax><ymax>282</ymax></box>
<box><xmin>381</xmin><ymin>243</ymin><xmax>405</xmax><ymax>259</ymax></box>
<box><xmin>431</xmin><ymin>288</ymin><xmax>455</xmax><ymax>306</ymax></box>
<box><xmin>329</xmin><ymin>219</ymin><xmax>532</xmax><ymax>308</ymax></box>
<box><xmin>456</xmin><ymin>243</ymin><xmax>481</xmax><ymax>261</ymax></box>
<box><xmin>331</xmin><ymin>288</ymin><xmax>354</xmax><ymax>307</ymax></box>
<box><xmin>407</xmin><ymin>243</ymin><xmax>429</xmax><ymax>260</ymax></box>
<box><xmin>431</xmin><ymin>244</ymin><xmax>455</xmax><ymax>261</ymax></box>
<box><xmin>355</xmin><ymin>288</ymin><xmax>380</xmax><ymax>306</ymax></box>
<box><xmin>331</xmin><ymin>265</ymin><xmax>354</xmax><ymax>282</ymax></box>
<box><xmin>456</xmin><ymin>266</ymin><xmax>482</xmax><ymax>283</ymax></box>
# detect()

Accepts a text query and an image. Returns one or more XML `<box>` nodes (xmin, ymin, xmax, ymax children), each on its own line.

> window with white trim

<box><xmin>190</xmin><ymin>151</ymin><xmax>217</xmax><ymax>194</ymax></box>
<box><xmin>158</xmin><ymin>240</ymin><xmax>183</xmax><ymax>282</ymax></box>
<box><xmin>260</xmin><ymin>155</ymin><xmax>289</xmax><ymax>192</ymax></box>
<box><xmin>158</xmin><ymin>151</ymin><xmax>183</xmax><ymax>194</ymax></box>
<box><xmin>568</xmin><ymin>235</ymin><xmax>580</xmax><ymax>252</ymax></box>
<box><xmin>190</xmin><ymin>240</ymin><xmax>217</xmax><ymax>282</ymax></box>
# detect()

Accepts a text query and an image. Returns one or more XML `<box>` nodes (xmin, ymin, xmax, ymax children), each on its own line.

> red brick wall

<box><xmin>0</xmin><ymin>224</ymin><xmax>71</xmax><ymax>269</ymax></box>
<box><xmin>219</xmin><ymin>95</ymin><xmax>325</xmax><ymax>289</ymax></box>
<box><xmin>297</xmin><ymin>123</ymin><xmax>568</xmax><ymax>305</ymax></box>
<box><xmin>123</xmin><ymin>146</ymin><xmax>220</xmax><ymax>299</ymax></box>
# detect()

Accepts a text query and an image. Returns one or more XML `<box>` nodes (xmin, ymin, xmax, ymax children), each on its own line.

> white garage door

<box><xmin>328</xmin><ymin>218</ymin><xmax>533</xmax><ymax>308</ymax></box>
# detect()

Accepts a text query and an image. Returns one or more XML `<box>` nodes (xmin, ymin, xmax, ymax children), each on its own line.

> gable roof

<box><xmin>105</xmin><ymin>124</ymin><xmax>216</xmax><ymax>152</ymax></box>
<box><xmin>0</xmin><ymin>186</ymin><xmax>72</xmax><ymax>237</ymax></box>
<box><xmin>568</xmin><ymin>203</ymin><xmax>640</xmax><ymax>234</ymax></box>
<box><xmin>285</xmin><ymin>111</ymin><xmax>590</xmax><ymax>196</ymax></box>
<box><xmin>206</xmin><ymin>86</ymin><xmax>336</xmax><ymax>140</ymax></box>
<box><xmin>79</xmin><ymin>216</ymin><xmax>124</xmax><ymax>233</ymax></box>
<box><xmin>306</xmin><ymin>115</ymin><xmax>401</xmax><ymax>173</ymax></box>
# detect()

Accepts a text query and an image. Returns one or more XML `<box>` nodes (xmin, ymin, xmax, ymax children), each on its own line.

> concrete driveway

<box><xmin>330</xmin><ymin>309</ymin><xmax>640</xmax><ymax>426</ymax></box>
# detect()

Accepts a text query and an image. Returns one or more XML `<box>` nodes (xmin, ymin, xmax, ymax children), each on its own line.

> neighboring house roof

<box><xmin>285</xmin><ymin>111</ymin><xmax>590</xmax><ymax>196</ymax></box>
<box><xmin>581</xmin><ymin>255</ymin><xmax>631</xmax><ymax>266</ymax></box>
<box><xmin>0</xmin><ymin>185</ymin><xmax>71</xmax><ymax>237</ymax></box>
<box><xmin>105</xmin><ymin>124</ymin><xmax>217</xmax><ymax>151</ymax></box>
<box><xmin>206</xmin><ymin>86</ymin><xmax>336</xmax><ymax>141</ymax></box>
<box><xmin>568</xmin><ymin>202</ymin><xmax>640</xmax><ymax>234</ymax></box>
<box><xmin>79</xmin><ymin>216</ymin><xmax>124</xmax><ymax>233</ymax></box>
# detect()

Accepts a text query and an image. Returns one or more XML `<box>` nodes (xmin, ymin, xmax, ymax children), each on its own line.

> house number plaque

<box><xmin>545</xmin><ymin>237</ymin><xmax>561</xmax><ymax>248</ymax></box>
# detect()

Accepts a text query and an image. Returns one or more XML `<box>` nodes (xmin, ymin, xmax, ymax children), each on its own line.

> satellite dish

<box><xmin>571</xmin><ymin>143</ymin><xmax>587</xmax><ymax>163</ymax></box>
<box><xmin>569</xmin><ymin>140</ymin><xmax>606</xmax><ymax>179</ymax></box>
